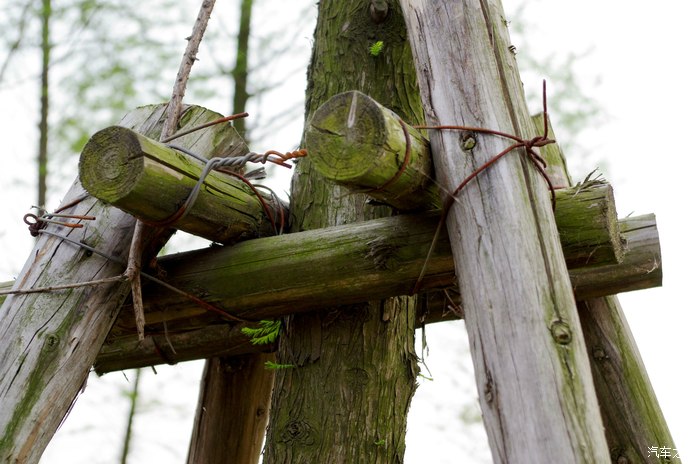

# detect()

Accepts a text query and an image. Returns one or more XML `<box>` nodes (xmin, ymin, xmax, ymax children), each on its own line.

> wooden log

<box><xmin>569</xmin><ymin>214</ymin><xmax>661</xmax><ymax>298</ymax></box>
<box><xmin>531</xmin><ymin>114</ymin><xmax>678</xmax><ymax>459</ymax></box>
<box><xmin>0</xmin><ymin>104</ymin><xmax>236</xmax><ymax>463</ymax></box>
<box><xmin>307</xmin><ymin>91</ymin><xmax>624</xmax><ymax>268</ymax></box>
<box><xmin>91</xmin><ymin>213</ymin><xmax>661</xmax><ymax>374</ymax></box>
<box><xmin>400</xmin><ymin>1</ymin><xmax>610</xmax><ymax>462</ymax></box>
<box><xmin>420</xmin><ymin>213</ymin><xmax>662</xmax><ymax>322</ymax></box>
<box><xmin>306</xmin><ymin>91</ymin><xmax>440</xmax><ymax>210</ymax></box>
<box><xmin>555</xmin><ymin>181</ymin><xmax>623</xmax><ymax>267</ymax></box>
<box><xmin>578</xmin><ymin>297</ymin><xmax>678</xmax><ymax>462</ymax></box>
<box><xmin>186</xmin><ymin>353</ymin><xmax>275</xmax><ymax>464</ymax></box>
<box><xmin>79</xmin><ymin>126</ymin><xmax>282</xmax><ymax>244</ymax></box>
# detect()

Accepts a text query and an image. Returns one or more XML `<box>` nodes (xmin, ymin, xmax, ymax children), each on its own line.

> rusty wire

<box><xmin>412</xmin><ymin>80</ymin><xmax>555</xmax><ymax>294</ymax></box>
<box><xmin>23</xmin><ymin>228</ymin><xmax>254</xmax><ymax>323</ymax></box>
<box><xmin>151</xmin><ymin>147</ymin><xmax>306</xmax><ymax>232</ymax></box>
<box><xmin>23</xmin><ymin>193</ymin><xmax>95</xmax><ymax>236</ymax></box>
<box><xmin>15</xmin><ymin>194</ymin><xmax>252</xmax><ymax>322</ymax></box>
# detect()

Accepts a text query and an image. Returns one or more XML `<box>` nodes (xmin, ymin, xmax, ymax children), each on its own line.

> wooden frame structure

<box><xmin>0</xmin><ymin>1</ymin><xmax>678</xmax><ymax>463</ymax></box>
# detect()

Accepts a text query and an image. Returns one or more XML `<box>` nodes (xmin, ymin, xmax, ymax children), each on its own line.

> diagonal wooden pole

<box><xmin>399</xmin><ymin>1</ymin><xmax>609</xmax><ymax>462</ymax></box>
<box><xmin>533</xmin><ymin>115</ymin><xmax>679</xmax><ymax>461</ymax></box>
<box><xmin>0</xmin><ymin>103</ymin><xmax>236</xmax><ymax>464</ymax></box>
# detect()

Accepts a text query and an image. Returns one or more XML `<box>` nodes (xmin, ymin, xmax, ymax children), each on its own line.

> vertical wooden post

<box><xmin>400</xmin><ymin>1</ymin><xmax>609</xmax><ymax>462</ymax></box>
<box><xmin>187</xmin><ymin>353</ymin><xmax>275</xmax><ymax>464</ymax></box>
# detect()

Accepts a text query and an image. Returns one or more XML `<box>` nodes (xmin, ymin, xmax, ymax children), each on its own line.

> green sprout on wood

<box><xmin>369</xmin><ymin>40</ymin><xmax>384</xmax><ymax>56</ymax></box>
<box><xmin>264</xmin><ymin>361</ymin><xmax>295</xmax><ymax>370</ymax></box>
<box><xmin>240</xmin><ymin>319</ymin><xmax>281</xmax><ymax>345</ymax></box>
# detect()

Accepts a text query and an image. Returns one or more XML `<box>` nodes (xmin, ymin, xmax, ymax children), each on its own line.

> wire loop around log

<box><xmin>412</xmin><ymin>80</ymin><xmax>556</xmax><ymax>294</ymax></box>
<box><xmin>145</xmin><ymin>147</ymin><xmax>307</xmax><ymax>234</ymax></box>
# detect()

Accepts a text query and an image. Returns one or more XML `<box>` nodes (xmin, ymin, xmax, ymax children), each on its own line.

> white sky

<box><xmin>2</xmin><ymin>1</ymin><xmax>697</xmax><ymax>463</ymax></box>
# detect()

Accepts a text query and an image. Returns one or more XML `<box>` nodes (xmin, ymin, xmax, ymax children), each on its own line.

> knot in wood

<box><xmin>365</xmin><ymin>238</ymin><xmax>398</xmax><ymax>271</ymax></box>
<box><xmin>592</xmin><ymin>346</ymin><xmax>608</xmax><ymax>361</ymax></box>
<box><xmin>280</xmin><ymin>419</ymin><xmax>316</xmax><ymax>446</ymax></box>
<box><xmin>550</xmin><ymin>320</ymin><xmax>572</xmax><ymax>345</ymax></box>
<box><xmin>43</xmin><ymin>333</ymin><xmax>60</xmax><ymax>352</ymax></box>
<box><xmin>370</xmin><ymin>0</ymin><xmax>389</xmax><ymax>23</ymax></box>
<box><xmin>458</xmin><ymin>131</ymin><xmax>476</xmax><ymax>152</ymax></box>
<box><xmin>343</xmin><ymin>367</ymin><xmax>370</xmax><ymax>390</ymax></box>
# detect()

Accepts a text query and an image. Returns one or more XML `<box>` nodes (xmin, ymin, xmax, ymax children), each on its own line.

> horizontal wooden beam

<box><xmin>79</xmin><ymin>126</ymin><xmax>283</xmax><ymax>244</ymax></box>
<box><xmin>307</xmin><ymin>91</ymin><xmax>624</xmax><ymax>267</ymax></box>
<box><xmin>93</xmin><ymin>211</ymin><xmax>660</xmax><ymax>373</ymax></box>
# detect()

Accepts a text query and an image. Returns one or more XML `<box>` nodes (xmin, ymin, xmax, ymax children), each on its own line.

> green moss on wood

<box><xmin>554</xmin><ymin>182</ymin><xmax>623</xmax><ymax>267</ymax></box>
<box><xmin>79</xmin><ymin>126</ymin><xmax>278</xmax><ymax>244</ymax></box>
<box><xmin>307</xmin><ymin>91</ymin><xmax>439</xmax><ymax>211</ymax></box>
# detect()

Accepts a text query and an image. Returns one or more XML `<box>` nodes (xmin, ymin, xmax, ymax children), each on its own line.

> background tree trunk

<box><xmin>37</xmin><ymin>0</ymin><xmax>50</xmax><ymax>208</ymax></box>
<box><xmin>232</xmin><ymin>0</ymin><xmax>253</xmax><ymax>141</ymax></box>
<box><xmin>262</xmin><ymin>2</ymin><xmax>423</xmax><ymax>462</ymax></box>
<box><xmin>118</xmin><ymin>368</ymin><xmax>142</xmax><ymax>464</ymax></box>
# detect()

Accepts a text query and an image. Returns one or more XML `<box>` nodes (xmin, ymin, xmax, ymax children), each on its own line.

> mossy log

<box><xmin>0</xmin><ymin>104</ymin><xmax>236</xmax><ymax>463</ymax></box>
<box><xmin>555</xmin><ymin>182</ymin><xmax>623</xmax><ymax>267</ymax></box>
<box><xmin>307</xmin><ymin>91</ymin><xmax>624</xmax><ymax>268</ymax></box>
<box><xmin>306</xmin><ymin>91</ymin><xmax>440</xmax><ymax>210</ymax></box>
<box><xmin>91</xmin><ymin>211</ymin><xmax>661</xmax><ymax>373</ymax></box>
<box><xmin>79</xmin><ymin>126</ymin><xmax>282</xmax><ymax>244</ymax></box>
<box><xmin>531</xmin><ymin>114</ymin><xmax>677</xmax><ymax>460</ymax></box>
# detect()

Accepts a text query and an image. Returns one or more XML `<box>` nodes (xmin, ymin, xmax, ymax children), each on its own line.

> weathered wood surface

<box><xmin>400</xmin><ymin>1</ymin><xmax>610</xmax><ymax>462</ymax></box>
<box><xmin>92</xmin><ymin>212</ymin><xmax>660</xmax><ymax>373</ymax></box>
<box><xmin>531</xmin><ymin>112</ymin><xmax>676</xmax><ymax>461</ymax></box>
<box><xmin>579</xmin><ymin>297</ymin><xmax>678</xmax><ymax>462</ymax></box>
<box><xmin>306</xmin><ymin>90</ymin><xmax>440</xmax><ymax>210</ymax></box>
<box><xmin>79</xmin><ymin>126</ymin><xmax>282</xmax><ymax>244</ymax></box>
<box><xmin>570</xmin><ymin>214</ymin><xmax>661</xmax><ymax>298</ymax></box>
<box><xmin>532</xmin><ymin>115</ymin><xmax>677</xmax><ymax>460</ymax></box>
<box><xmin>0</xmin><ymin>104</ymin><xmax>237</xmax><ymax>463</ymax></box>
<box><xmin>307</xmin><ymin>91</ymin><xmax>624</xmax><ymax>268</ymax></box>
<box><xmin>187</xmin><ymin>353</ymin><xmax>275</xmax><ymax>464</ymax></box>
<box><xmin>556</xmin><ymin>182</ymin><xmax>623</xmax><ymax>267</ymax></box>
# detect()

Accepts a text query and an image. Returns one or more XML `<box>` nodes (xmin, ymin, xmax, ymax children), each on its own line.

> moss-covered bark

<box><xmin>262</xmin><ymin>2</ymin><xmax>422</xmax><ymax>462</ymax></box>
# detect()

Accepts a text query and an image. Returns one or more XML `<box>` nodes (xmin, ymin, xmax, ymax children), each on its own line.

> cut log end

<box><xmin>79</xmin><ymin>126</ymin><xmax>144</xmax><ymax>203</ymax></box>
<box><xmin>306</xmin><ymin>91</ymin><xmax>439</xmax><ymax>210</ymax></box>
<box><xmin>307</xmin><ymin>91</ymin><xmax>388</xmax><ymax>181</ymax></box>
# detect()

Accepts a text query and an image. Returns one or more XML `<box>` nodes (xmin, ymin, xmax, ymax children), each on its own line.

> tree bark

<box><xmin>400</xmin><ymin>1</ymin><xmax>610</xmax><ymax>462</ymax></box>
<box><xmin>232</xmin><ymin>0</ymin><xmax>253</xmax><ymax>140</ymax></box>
<box><xmin>37</xmin><ymin>0</ymin><xmax>51</xmax><ymax>208</ymax></box>
<box><xmin>262</xmin><ymin>2</ymin><xmax>423</xmax><ymax>462</ymax></box>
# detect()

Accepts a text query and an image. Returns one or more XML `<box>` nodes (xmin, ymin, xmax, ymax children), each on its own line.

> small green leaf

<box><xmin>369</xmin><ymin>41</ymin><xmax>384</xmax><ymax>57</ymax></box>
<box><xmin>240</xmin><ymin>319</ymin><xmax>281</xmax><ymax>345</ymax></box>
